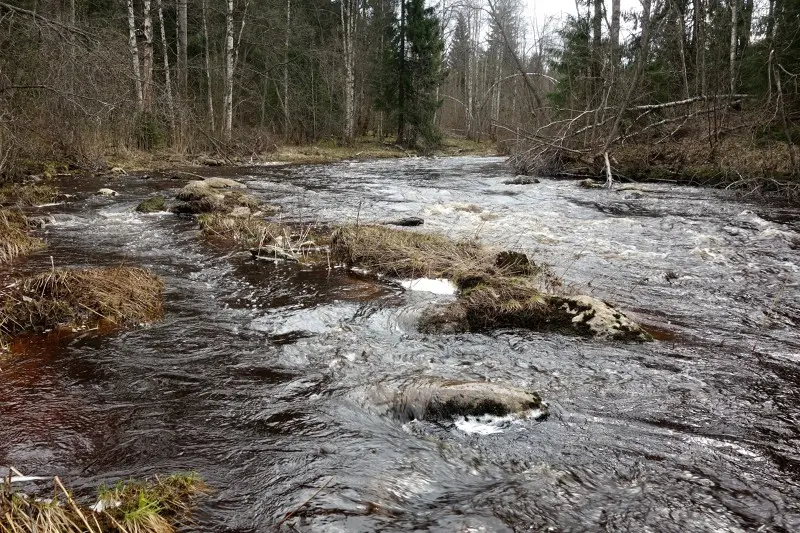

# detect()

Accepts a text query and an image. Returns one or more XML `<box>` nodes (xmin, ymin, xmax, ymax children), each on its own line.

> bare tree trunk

<box><xmin>156</xmin><ymin>0</ymin><xmax>175</xmax><ymax>130</ymax></box>
<box><xmin>223</xmin><ymin>0</ymin><xmax>234</xmax><ymax>141</ymax></box>
<box><xmin>601</xmin><ymin>0</ymin><xmax>654</xmax><ymax>156</ymax></box>
<box><xmin>466</xmin><ymin>5</ymin><xmax>477</xmax><ymax>139</ymax></box>
<box><xmin>177</xmin><ymin>0</ymin><xmax>188</xmax><ymax>95</ymax></box>
<box><xmin>611</xmin><ymin>0</ymin><xmax>620</xmax><ymax>65</ymax></box>
<box><xmin>694</xmin><ymin>0</ymin><xmax>706</xmax><ymax>94</ymax></box>
<box><xmin>141</xmin><ymin>0</ymin><xmax>154</xmax><ymax>110</ymax></box>
<box><xmin>126</xmin><ymin>0</ymin><xmax>143</xmax><ymax>112</ymax></box>
<box><xmin>341</xmin><ymin>0</ymin><xmax>356</xmax><ymax>140</ymax></box>
<box><xmin>671</xmin><ymin>0</ymin><xmax>690</xmax><ymax>98</ymax></box>
<box><xmin>284</xmin><ymin>0</ymin><xmax>291</xmax><ymax>137</ymax></box>
<box><xmin>730</xmin><ymin>0</ymin><xmax>738</xmax><ymax>94</ymax></box>
<box><xmin>773</xmin><ymin>56</ymin><xmax>799</xmax><ymax>175</ymax></box>
<box><xmin>202</xmin><ymin>0</ymin><xmax>215</xmax><ymax>132</ymax></box>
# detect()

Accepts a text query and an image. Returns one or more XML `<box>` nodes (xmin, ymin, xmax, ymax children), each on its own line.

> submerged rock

<box><xmin>418</xmin><ymin>302</ymin><xmax>469</xmax><ymax>334</ymax></box>
<box><xmin>383</xmin><ymin>216</ymin><xmax>424</xmax><ymax>227</ymax></box>
<box><xmin>504</xmin><ymin>175</ymin><xmax>540</xmax><ymax>185</ymax></box>
<box><xmin>96</xmin><ymin>188</ymin><xmax>118</xmax><ymax>196</ymax></box>
<box><xmin>579</xmin><ymin>178</ymin><xmax>603</xmax><ymax>189</ymax></box>
<box><xmin>135</xmin><ymin>195</ymin><xmax>167</xmax><ymax>213</ymax></box>
<box><xmin>391</xmin><ymin>379</ymin><xmax>546</xmax><ymax>422</ymax></box>
<box><xmin>553</xmin><ymin>295</ymin><xmax>651</xmax><ymax>341</ymax></box>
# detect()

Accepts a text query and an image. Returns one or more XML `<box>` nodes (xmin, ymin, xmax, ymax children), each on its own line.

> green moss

<box><xmin>136</xmin><ymin>195</ymin><xmax>167</xmax><ymax>213</ymax></box>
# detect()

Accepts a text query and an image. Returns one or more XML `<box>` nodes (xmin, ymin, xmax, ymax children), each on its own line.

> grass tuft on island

<box><xmin>0</xmin><ymin>209</ymin><xmax>45</xmax><ymax>264</ymax></box>
<box><xmin>0</xmin><ymin>183</ymin><xmax>60</xmax><ymax>207</ymax></box>
<box><xmin>198</xmin><ymin>212</ymin><xmax>284</xmax><ymax>248</ymax></box>
<box><xmin>331</xmin><ymin>225</ymin><xmax>496</xmax><ymax>282</ymax></box>
<box><xmin>331</xmin><ymin>225</ymin><xmax>649</xmax><ymax>340</ymax></box>
<box><xmin>1</xmin><ymin>472</ymin><xmax>208</xmax><ymax>533</ymax></box>
<box><xmin>0</xmin><ymin>266</ymin><xmax>163</xmax><ymax>347</ymax></box>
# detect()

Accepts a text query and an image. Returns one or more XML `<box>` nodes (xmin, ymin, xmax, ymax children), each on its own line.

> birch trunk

<box><xmin>142</xmin><ymin>0</ymin><xmax>154</xmax><ymax>111</ymax></box>
<box><xmin>730</xmin><ymin>0</ymin><xmax>738</xmax><ymax>94</ymax></box>
<box><xmin>177</xmin><ymin>0</ymin><xmax>188</xmax><ymax>95</ymax></box>
<box><xmin>202</xmin><ymin>0</ymin><xmax>215</xmax><ymax>132</ymax></box>
<box><xmin>223</xmin><ymin>0</ymin><xmax>234</xmax><ymax>141</ymax></box>
<box><xmin>126</xmin><ymin>0</ymin><xmax>143</xmax><ymax>111</ymax></box>
<box><xmin>156</xmin><ymin>0</ymin><xmax>175</xmax><ymax>130</ymax></box>
<box><xmin>341</xmin><ymin>0</ymin><xmax>356</xmax><ymax>140</ymax></box>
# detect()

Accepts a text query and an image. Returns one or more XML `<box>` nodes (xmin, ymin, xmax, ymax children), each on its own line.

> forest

<box><xmin>1</xmin><ymin>0</ymin><xmax>800</xmax><ymax>196</ymax></box>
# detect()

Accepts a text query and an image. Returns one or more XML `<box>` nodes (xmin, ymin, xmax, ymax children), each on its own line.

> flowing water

<box><xmin>2</xmin><ymin>156</ymin><xmax>800</xmax><ymax>532</ymax></box>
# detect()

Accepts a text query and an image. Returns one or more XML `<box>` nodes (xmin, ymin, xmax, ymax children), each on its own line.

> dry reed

<box><xmin>0</xmin><ymin>266</ymin><xmax>164</xmax><ymax>344</ymax></box>
<box><xmin>1</xmin><ymin>472</ymin><xmax>208</xmax><ymax>533</ymax></box>
<box><xmin>198</xmin><ymin>213</ymin><xmax>283</xmax><ymax>248</ymax></box>
<box><xmin>330</xmin><ymin>225</ymin><xmax>494</xmax><ymax>282</ymax></box>
<box><xmin>0</xmin><ymin>183</ymin><xmax>59</xmax><ymax>207</ymax></box>
<box><xmin>0</xmin><ymin>209</ymin><xmax>45</xmax><ymax>264</ymax></box>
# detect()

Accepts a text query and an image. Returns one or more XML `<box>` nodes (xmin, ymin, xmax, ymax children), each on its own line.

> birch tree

<box><xmin>223</xmin><ymin>0</ymin><xmax>235</xmax><ymax>140</ymax></box>
<box><xmin>156</xmin><ymin>0</ymin><xmax>175</xmax><ymax>130</ymax></box>
<box><xmin>341</xmin><ymin>0</ymin><xmax>358</xmax><ymax>140</ymax></box>
<box><xmin>126</xmin><ymin>0</ymin><xmax>143</xmax><ymax>111</ymax></box>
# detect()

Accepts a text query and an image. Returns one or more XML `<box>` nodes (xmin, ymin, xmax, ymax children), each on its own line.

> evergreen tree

<box><xmin>402</xmin><ymin>0</ymin><xmax>445</xmax><ymax>147</ymax></box>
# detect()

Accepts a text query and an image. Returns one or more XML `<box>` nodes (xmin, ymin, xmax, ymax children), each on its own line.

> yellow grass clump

<box><xmin>0</xmin><ymin>472</ymin><xmax>208</xmax><ymax>533</ymax></box>
<box><xmin>198</xmin><ymin>212</ymin><xmax>283</xmax><ymax>247</ymax></box>
<box><xmin>0</xmin><ymin>209</ymin><xmax>45</xmax><ymax>264</ymax></box>
<box><xmin>0</xmin><ymin>266</ymin><xmax>164</xmax><ymax>345</ymax></box>
<box><xmin>0</xmin><ymin>183</ymin><xmax>59</xmax><ymax>207</ymax></box>
<box><xmin>330</xmin><ymin>225</ymin><xmax>494</xmax><ymax>282</ymax></box>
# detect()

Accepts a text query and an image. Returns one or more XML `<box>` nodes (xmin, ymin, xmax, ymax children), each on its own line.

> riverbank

<box><xmin>103</xmin><ymin>137</ymin><xmax>498</xmax><ymax>173</ymax></box>
<box><xmin>511</xmin><ymin>132</ymin><xmax>800</xmax><ymax>203</ymax></box>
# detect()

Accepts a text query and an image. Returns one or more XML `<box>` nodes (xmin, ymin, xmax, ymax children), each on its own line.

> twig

<box><xmin>277</xmin><ymin>477</ymin><xmax>332</xmax><ymax>526</ymax></box>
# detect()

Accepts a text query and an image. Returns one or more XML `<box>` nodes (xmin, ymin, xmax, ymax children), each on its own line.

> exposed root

<box><xmin>0</xmin><ymin>266</ymin><xmax>164</xmax><ymax>345</ymax></box>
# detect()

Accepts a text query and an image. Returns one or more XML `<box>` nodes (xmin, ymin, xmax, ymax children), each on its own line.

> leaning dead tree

<box><xmin>507</xmin><ymin>0</ymin><xmax>759</xmax><ymax>184</ymax></box>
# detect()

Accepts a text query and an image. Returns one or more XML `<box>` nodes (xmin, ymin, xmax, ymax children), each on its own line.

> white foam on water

<box><xmin>454</xmin><ymin>409</ymin><xmax>545</xmax><ymax>435</ymax></box>
<box><xmin>399</xmin><ymin>277</ymin><xmax>457</xmax><ymax>295</ymax></box>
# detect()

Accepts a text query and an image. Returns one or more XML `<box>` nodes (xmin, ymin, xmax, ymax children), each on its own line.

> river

<box><xmin>2</xmin><ymin>156</ymin><xmax>799</xmax><ymax>531</ymax></box>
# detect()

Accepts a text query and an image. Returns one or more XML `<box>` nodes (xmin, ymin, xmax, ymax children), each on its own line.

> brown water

<box><xmin>2</xmin><ymin>156</ymin><xmax>800</xmax><ymax>531</ymax></box>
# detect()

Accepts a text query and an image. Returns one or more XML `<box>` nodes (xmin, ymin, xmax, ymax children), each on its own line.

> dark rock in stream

<box><xmin>495</xmin><ymin>250</ymin><xmax>534</xmax><ymax>275</ymax></box>
<box><xmin>389</xmin><ymin>379</ymin><xmax>546</xmax><ymax>422</ymax></box>
<box><xmin>135</xmin><ymin>195</ymin><xmax>167</xmax><ymax>213</ymax></box>
<box><xmin>504</xmin><ymin>175</ymin><xmax>540</xmax><ymax>185</ymax></box>
<box><xmin>382</xmin><ymin>216</ymin><xmax>424</xmax><ymax>227</ymax></box>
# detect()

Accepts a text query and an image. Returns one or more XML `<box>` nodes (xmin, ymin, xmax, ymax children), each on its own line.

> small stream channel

<box><xmin>2</xmin><ymin>156</ymin><xmax>800</xmax><ymax>531</ymax></box>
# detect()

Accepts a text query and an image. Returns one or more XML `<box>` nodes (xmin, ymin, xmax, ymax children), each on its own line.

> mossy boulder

<box><xmin>174</xmin><ymin>178</ymin><xmax>261</xmax><ymax>215</ymax></box>
<box><xmin>136</xmin><ymin>194</ymin><xmax>167</xmax><ymax>213</ymax></box>
<box><xmin>391</xmin><ymin>379</ymin><xmax>546</xmax><ymax>422</ymax></box>
<box><xmin>552</xmin><ymin>295</ymin><xmax>651</xmax><ymax>341</ymax></box>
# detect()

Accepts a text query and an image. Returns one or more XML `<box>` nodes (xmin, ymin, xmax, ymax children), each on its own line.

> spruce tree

<box><xmin>403</xmin><ymin>0</ymin><xmax>445</xmax><ymax>148</ymax></box>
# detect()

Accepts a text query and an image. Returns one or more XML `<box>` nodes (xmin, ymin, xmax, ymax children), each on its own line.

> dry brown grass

<box><xmin>0</xmin><ymin>209</ymin><xmax>45</xmax><ymax>264</ymax></box>
<box><xmin>0</xmin><ymin>183</ymin><xmax>60</xmax><ymax>206</ymax></box>
<box><xmin>330</xmin><ymin>225</ymin><xmax>494</xmax><ymax>282</ymax></box>
<box><xmin>198</xmin><ymin>213</ymin><xmax>284</xmax><ymax>248</ymax></box>
<box><xmin>459</xmin><ymin>277</ymin><xmax>559</xmax><ymax>329</ymax></box>
<box><xmin>0</xmin><ymin>266</ymin><xmax>163</xmax><ymax>345</ymax></box>
<box><xmin>1</xmin><ymin>472</ymin><xmax>208</xmax><ymax>533</ymax></box>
